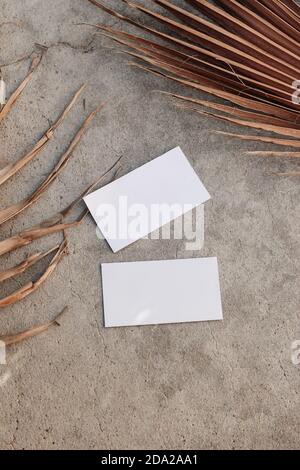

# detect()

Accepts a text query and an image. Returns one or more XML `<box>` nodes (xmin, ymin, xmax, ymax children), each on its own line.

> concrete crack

<box><xmin>0</xmin><ymin>38</ymin><xmax>96</xmax><ymax>69</ymax></box>
<box><xmin>36</xmin><ymin>38</ymin><xmax>96</xmax><ymax>55</ymax></box>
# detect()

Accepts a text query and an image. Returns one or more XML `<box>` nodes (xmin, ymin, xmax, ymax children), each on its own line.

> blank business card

<box><xmin>101</xmin><ymin>258</ymin><xmax>223</xmax><ymax>328</ymax></box>
<box><xmin>84</xmin><ymin>147</ymin><xmax>210</xmax><ymax>252</ymax></box>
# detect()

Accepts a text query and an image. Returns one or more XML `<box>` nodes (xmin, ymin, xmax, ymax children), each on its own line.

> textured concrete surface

<box><xmin>0</xmin><ymin>0</ymin><xmax>299</xmax><ymax>450</ymax></box>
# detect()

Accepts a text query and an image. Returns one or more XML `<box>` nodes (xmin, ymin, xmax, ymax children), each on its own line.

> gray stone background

<box><xmin>0</xmin><ymin>0</ymin><xmax>299</xmax><ymax>450</ymax></box>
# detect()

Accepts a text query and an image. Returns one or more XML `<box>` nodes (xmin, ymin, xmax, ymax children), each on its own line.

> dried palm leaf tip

<box><xmin>87</xmin><ymin>0</ymin><xmax>300</xmax><ymax>171</ymax></box>
<box><xmin>0</xmin><ymin>84</ymin><xmax>86</xmax><ymax>187</ymax></box>
<box><xmin>0</xmin><ymin>306</ymin><xmax>67</xmax><ymax>346</ymax></box>
<box><xmin>0</xmin><ymin>53</ymin><xmax>42</xmax><ymax>123</ymax></box>
<box><xmin>0</xmin><ymin>245</ymin><xmax>59</xmax><ymax>283</ymax></box>
<box><xmin>0</xmin><ymin>154</ymin><xmax>123</xmax><ymax>257</ymax></box>
<box><xmin>0</xmin><ymin>239</ymin><xmax>67</xmax><ymax>308</ymax></box>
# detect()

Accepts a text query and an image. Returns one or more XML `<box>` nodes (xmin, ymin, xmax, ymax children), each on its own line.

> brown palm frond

<box><xmin>0</xmin><ymin>40</ymin><xmax>116</xmax><ymax>344</ymax></box>
<box><xmin>0</xmin><ymin>217</ymin><xmax>81</xmax><ymax>258</ymax></box>
<box><xmin>0</xmin><ymin>306</ymin><xmax>67</xmax><ymax>346</ymax></box>
<box><xmin>0</xmin><ymin>154</ymin><xmax>123</xmax><ymax>257</ymax></box>
<box><xmin>0</xmin><ymin>239</ymin><xmax>67</xmax><ymax>308</ymax></box>
<box><xmin>0</xmin><ymin>103</ymin><xmax>104</xmax><ymax>226</ymax></box>
<box><xmin>0</xmin><ymin>245</ymin><xmax>59</xmax><ymax>283</ymax></box>
<box><xmin>0</xmin><ymin>84</ymin><xmax>85</xmax><ymax>187</ymax></box>
<box><xmin>0</xmin><ymin>53</ymin><xmax>42</xmax><ymax>122</ymax></box>
<box><xmin>213</xmin><ymin>131</ymin><xmax>300</xmax><ymax>148</ymax></box>
<box><xmin>87</xmin><ymin>0</ymin><xmax>300</xmax><ymax>166</ymax></box>
<box><xmin>243</xmin><ymin>151</ymin><xmax>300</xmax><ymax>157</ymax></box>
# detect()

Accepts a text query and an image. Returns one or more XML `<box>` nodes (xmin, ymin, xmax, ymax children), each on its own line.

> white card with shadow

<box><xmin>84</xmin><ymin>147</ymin><xmax>210</xmax><ymax>252</ymax></box>
<box><xmin>101</xmin><ymin>257</ymin><xmax>223</xmax><ymax>328</ymax></box>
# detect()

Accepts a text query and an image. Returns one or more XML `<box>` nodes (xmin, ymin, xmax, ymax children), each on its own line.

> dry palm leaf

<box><xmin>0</xmin><ymin>53</ymin><xmax>42</xmax><ymax>123</ymax></box>
<box><xmin>213</xmin><ymin>131</ymin><xmax>300</xmax><ymax>148</ymax></box>
<box><xmin>0</xmin><ymin>154</ymin><xmax>123</xmax><ymax>257</ymax></box>
<box><xmin>87</xmin><ymin>0</ymin><xmax>300</xmax><ymax>171</ymax></box>
<box><xmin>277</xmin><ymin>170</ymin><xmax>300</xmax><ymax>176</ymax></box>
<box><xmin>0</xmin><ymin>216</ymin><xmax>82</xmax><ymax>258</ymax></box>
<box><xmin>0</xmin><ymin>245</ymin><xmax>59</xmax><ymax>282</ymax></box>
<box><xmin>243</xmin><ymin>151</ymin><xmax>300</xmax><ymax>158</ymax></box>
<box><xmin>0</xmin><ymin>84</ymin><xmax>85</xmax><ymax>187</ymax></box>
<box><xmin>0</xmin><ymin>238</ymin><xmax>67</xmax><ymax>308</ymax></box>
<box><xmin>0</xmin><ymin>103</ymin><xmax>104</xmax><ymax>226</ymax></box>
<box><xmin>0</xmin><ymin>306</ymin><xmax>67</xmax><ymax>346</ymax></box>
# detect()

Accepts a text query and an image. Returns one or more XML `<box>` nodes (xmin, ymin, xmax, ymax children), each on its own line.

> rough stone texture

<box><xmin>0</xmin><ymin>0</ymin><xmax>299</xmax><ymax>450</ymax></box>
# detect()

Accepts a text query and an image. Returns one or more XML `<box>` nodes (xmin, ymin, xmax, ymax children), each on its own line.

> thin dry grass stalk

<box><xmin>0</xmin><ymin>84</ymin><xmax>86</xmax><ymax>187</ymax></box>
<box><xmin>0</xmin><ymin>53</ymin><xmax>42</xmax><ymax>123</ymax></box>
<box><xmin>0</xmin><ymin>306</ymin><xmax>67</xmax><ymax>346</ymax></box>
<box><xmin>0</xmin><ymin>103</ymin><xmax>104</xmax><ymax>226</ymax></box>
<box><xmin>0</xmin><ymin>154</ymin><xmax>123</xmax><ymax>257</ymax></box>
<box><xmin>87</xmin><ymin>0</ymin><xmax>300</xmax><ymax>171</ymax></box>
<box><xmin>0</xmin><ymin>239</ymin><xmax>67</xmax><ymax>308</ymax></box>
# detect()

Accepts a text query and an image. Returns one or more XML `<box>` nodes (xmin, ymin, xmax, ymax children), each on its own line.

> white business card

<box><xmin>101</xmin><ymin>257</ymin><xmax>223</xmax><ymax>328</ymax></box>
<box><xmin>84</xmin><ymin>147</ymin><xmax>210</xmax><ymax>252</ymax></box>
